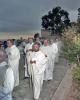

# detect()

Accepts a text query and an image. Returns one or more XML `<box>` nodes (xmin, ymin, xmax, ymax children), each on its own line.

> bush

<box><xmin>72</xmin><ymin>67</ymin><xmax>80</xmax><ymax>82</ymax></box>
<box><xmin>62</xmin><ymin>27</ymin><xmax>80</xmax><ymax>65</ymax></box>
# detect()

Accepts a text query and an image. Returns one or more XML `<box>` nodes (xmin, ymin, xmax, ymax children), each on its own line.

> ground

<box><xmin>65</xmin><ymin>81</ymin><xmax>80</xmax><ymax>100</ymax></box>
<box><xmin>12</xmin><ymin>57</ymin><xmax>69</xmax><ymax>100</ymax></box>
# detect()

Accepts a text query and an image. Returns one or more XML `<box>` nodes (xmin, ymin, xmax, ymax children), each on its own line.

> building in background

<box><xmin>41</xmin><ymin>29</ymin><xmax>51</xmax><ymax>38</ymax></box>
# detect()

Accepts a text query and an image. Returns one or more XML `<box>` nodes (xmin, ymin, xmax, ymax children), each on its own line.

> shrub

<box><xmin>62</xmin><ymin>27</ymin><xmax>80</xmax><ymax>65</ymax></box>
<box><xmin>72</xmin><ymin>67</ymin><xmax>80</xmax><ymax>82</ymax></box>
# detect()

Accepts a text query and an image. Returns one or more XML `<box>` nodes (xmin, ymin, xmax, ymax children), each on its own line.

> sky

<box><xmin>0</xmin><ymin>0</ymin><xmax>80</xmax><ymax>33</ymax></box>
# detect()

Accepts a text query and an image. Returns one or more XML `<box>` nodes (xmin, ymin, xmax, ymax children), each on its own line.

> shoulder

<box><xmin>13</xmin><ymin>45</ymin><xmax>19</xmax><ymax>51</ymax></box>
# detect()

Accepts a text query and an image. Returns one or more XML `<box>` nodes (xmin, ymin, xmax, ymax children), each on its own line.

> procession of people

<box><xmin>0</xmin><ymin>35</ymin><xmax>62</xmax><ymax>100</ymax></box>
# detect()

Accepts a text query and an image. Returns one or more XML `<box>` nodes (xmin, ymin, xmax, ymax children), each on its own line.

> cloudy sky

<box><xmin>0</xmin><ymin>0</ymin><xmax>79</xmax><ymax>33</ymax></box>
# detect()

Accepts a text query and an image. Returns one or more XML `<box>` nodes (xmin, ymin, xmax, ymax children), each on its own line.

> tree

<box><xmin>77</xmin><ymin>8</ymin><xmax>80</xmax><ymax>33</ymax></box>
<box><xmin>41</xmin><ymin>6</ymin><xmax>71</xmax><ymax>35</ymax></box>
<box><xmin>78</xmin><ymin>8</ymin><xmax>80</xmax><ymax>23</ymax></box>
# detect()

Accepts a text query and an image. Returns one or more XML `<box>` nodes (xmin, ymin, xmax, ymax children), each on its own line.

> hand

<box><xmin>30</xmin><ymin>60</ymin><xmax>36</xmax><ymax>64</ymax></box>
<box><xmin>34</xmin><ymin>61</ymin><xmax>36</xmax><ymax>64</ymax></box>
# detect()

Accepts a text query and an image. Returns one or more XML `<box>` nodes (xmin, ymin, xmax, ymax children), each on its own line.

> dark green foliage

<box><xmin>41</xmin><ymin>6</ymin><xmax>71</xmax><ymax>35</ymax></box>
<box><xmin>63</xmin><ymin>44</ymin><xmax>80</xmax><ymax>64</ymax></box>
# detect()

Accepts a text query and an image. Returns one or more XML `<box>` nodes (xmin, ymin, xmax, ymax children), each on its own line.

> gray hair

<box><xmin>0</xmin><ymin>49</ymin><xmax>7</xmax><ymax>63</ymax></box>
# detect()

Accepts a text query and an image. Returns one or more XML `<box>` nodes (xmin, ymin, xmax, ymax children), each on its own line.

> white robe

<box><xmin>0</xmin><ymin>62</ymin><xmax>14</xmax><ymax>100</ymax></box>
<box><xmin>51</xmin><ymin>43</ymin><xmax>58</xmax><ymax>63</ymax></box>
<box><xmin>55</xmin><ymin>41</ymin><xmax>62</xmax><ymax>60</ymax></box>
<box><xmin>24</xmin><ymin>43</ymin><xmax>33</xmax><ymax>77</ymax></box>
<box><xmin>6</xmin><ymin>45</ymin><xmax>20</xmax><ymax>87</ymax></box>
<box><xmin>41</xmin><ymin>45</ymin><xmax>54</xmax><ymax>80</ymax></box>
<box><xmin>30</xmin><ymin>50</ymin><xmax>47</xmax><ymax>100</ymax></box>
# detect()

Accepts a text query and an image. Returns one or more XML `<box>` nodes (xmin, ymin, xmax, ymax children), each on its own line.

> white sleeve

<box><xmin>9</xmin><ymin>48</ymin><xmax>20</xmax><ymax>60</ymax></box>
<box><xmin>3</xmin><ymin>68</ymin><xmax>14</xmax><ymax>94</ymax></box>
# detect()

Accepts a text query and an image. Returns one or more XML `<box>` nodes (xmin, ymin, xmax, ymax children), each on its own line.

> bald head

<box><xmin>0</xmin><ymin>49</ymin><xmax>7</xmax><ymax>63</ymax></box>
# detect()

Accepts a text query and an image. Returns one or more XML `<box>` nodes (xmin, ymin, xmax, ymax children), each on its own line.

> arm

<box><xmin>3</xmin><ymin>68</ymin><xmax>14</xmax><ymax>94</ymax></box>
<box><xmin>24</xmin><ymin>45</ymin><xmax>29</xmax><ymax>53</ymax></box>
<box><xmin>0</xmin><ymin>68</ymin><xmax>14</xmax><ymax>99</ymax></box>
<box><xmin>9</xmin><ymin>49</ymin><xmax>20</xmax><ymax>60</ymax></box>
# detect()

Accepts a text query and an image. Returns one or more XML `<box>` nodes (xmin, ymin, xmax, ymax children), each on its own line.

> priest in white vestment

<box><xmin>24</xmin><ymin>38</ymin><xmax>33</xmax><ymax>78</ymax></box>
<box><xmin>41</xmin><ymin>39</ymin><xmax>53</xmax><ymax>80</ymax></box>
<box><xmin>0</xmin><ymin>49</ymin><xmax>14</xmax><ymax>100</ymax></box>
<box><xmin>30</xmin><ymin>42</ymin><xmax>47</xmax><ymax>100</ymax></box>
<box><xmin>6</xmin><ymin>39</ymin><xmax>20</xmax><ymax>87</ymax></box>
<box><xmin>55</xmin><ymin>38</ymin><xmax>62</xmax><ymax>63</ymax></box>
<box><xmin>50</xmin><ymin>39</ymin><xmax>58</xmax><ymax>63</ymax></box>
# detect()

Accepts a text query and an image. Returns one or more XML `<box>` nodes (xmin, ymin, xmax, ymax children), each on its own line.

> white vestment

<box><xmin>24</xmin><ymin>43</ymin><xmax>33</xmax><ymax>77</ymax></box>
<box><xmin>6</xmin><ymin>45</ymin><xmax>20</xmax><ymax>87</ymax></box>
<box><xmin>41</xmin><ymin>45</ymin><xmax>54</xmax><ymax>80</ymax></box>
<box><xmin>30</xmin><ymin>50</ymin><xmax>47</xmax><ymax>100</ymax></box>
<box><xmin>55</xmin><ymin>41</ymin><xmax>62</xmax><ymax>62</ymax></box>
<box><xmin>51</xmin><ymin>43</ymin><xmax>58</xmax><ymax>63</ymax></box>
<box><xmin>0</xmin><ymin>62</ymin><xmax>14</xmax><ymax>100</ymax></box>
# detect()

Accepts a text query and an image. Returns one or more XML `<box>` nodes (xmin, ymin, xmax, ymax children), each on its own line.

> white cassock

<box><xmin>30</xmin><ymin>50</ymin><xmax>47</xmax><ymax>100</ymax></box>
<box><xmin>6</xmin><ymin>45</ymin><xmax>20</xmax><ymax>87</ymax></box>
<box><xmin>0</xmin><ymin>61</ymin><xmax>14</xmax><ymax>100</ymax></box>
<box><xmin>24</xmin><ymin>43</ymin><xmax>33</xmax><ymax>77</ymax></box>
<box><xmin>55</xmin><ymin>41</ymin><xmax>62</xmax><ymax>62</ymax></box>
<box><xmin>41</xmin><ymin>45</ymin><xmax>54</xmax><ymax>80</ymax></box>
<box><xmin>51</xmin><ymin>43</ymin><xmax>58</xmax><ymax>63</ymax></box>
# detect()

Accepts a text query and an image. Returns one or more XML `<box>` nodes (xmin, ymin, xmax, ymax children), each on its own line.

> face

<box><xmin>7</xmin><ymin>40</ymin><xmax>12</xmax><ymax>47</ymax></box>
<box><xmin>44</xmin><ymin>40</ymin><xmax>49</xmax><ymax>46</ymax></box>
<box><xmin>33</xmin><ymin>44</ymin><xmax>39</xmax><ymax>52</ymax></box>
<box><xmin>29</xmin><ymin>38</ymin><xmax>33</xmax><ymax>44</ymax></box>
<box><xmin>36</xmin><ymin>38</ymin><xmax>39</xmax><ymax>41</ymax></box>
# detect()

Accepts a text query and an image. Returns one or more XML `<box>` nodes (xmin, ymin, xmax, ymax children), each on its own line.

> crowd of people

<box><xmin>0</xmin><ymin>36</ymin><xmax>62</xmax><ymax>100</ymax></box>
